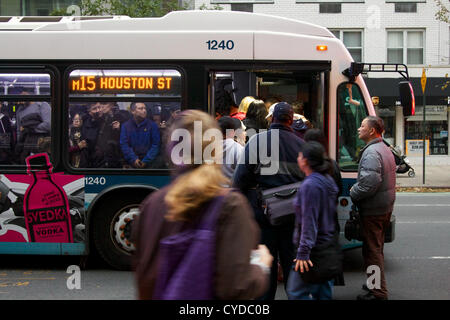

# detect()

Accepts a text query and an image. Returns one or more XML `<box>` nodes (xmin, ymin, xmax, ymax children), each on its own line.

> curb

<box><xmin>396</xmin><ymin>186</ymin><xmax>450</xmax><ymax>192</ymax></box>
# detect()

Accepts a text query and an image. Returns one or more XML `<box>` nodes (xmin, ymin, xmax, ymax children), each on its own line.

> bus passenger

<box><xmin>132</xmin><ymin>110</ymin><xmax>272</xmax><ymax>300</ymax></box>
<box><xmin>218</xmin><ymin>116</ymin><xmax>244</xmax><ymax>181</ymax></box>
<box><xmin>97</xmin><ymin>102</ymin><xmax>125</xmax><ymax>168</ymax></box>
<box><xmin>243</xmin><ymin>99</ymin><xmax>268</xmax><ymax>142</ymax></box>
<box><xmin>0</xmin><ymin>103</ymin><xmax>14</xmax><ymax>164</ymax></box>
<box><xmin>231</xmin><ymin>96</ymin><xmax>253</xmax><ymax>121</ymax></box>
<box><xmin>15</xmin><ymin>94</ymin><xmax>51</xmax><ymax>163</ymax></box>
<box><xmin>120</xmin><ymin>102</ymin><xmax>160</xmax><ymax>169</ymax></box>
<box><xmin>69</xmin><ymin>113</ymin><xmax>85</xmax><ymax>168</ymax></box>
<box><xmin>79</xmin><ymin>102</ymin><xmax>103</xmax><ymax>168</ymax></box>
<box><xmin>233</xmin><ymin>102</ymin><xmax>305</xmax><ymax>300</ymax></box>
<box><xmin>263</xmin><ymin>95</ymin><xmax>281</xmax><ymax>112</ymax></box>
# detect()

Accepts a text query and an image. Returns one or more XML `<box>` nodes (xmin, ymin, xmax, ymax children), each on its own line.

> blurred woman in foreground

<box><xmin>132</xmin><ymin>109</ymin><xmax>272</xmax><ymax>300</ymax></box>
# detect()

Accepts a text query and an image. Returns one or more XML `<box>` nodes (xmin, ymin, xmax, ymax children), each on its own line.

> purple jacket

<box><xmin>293</xmin><ymin>172</ymin><xmax>338</xmax><ymax>260</ymax></box>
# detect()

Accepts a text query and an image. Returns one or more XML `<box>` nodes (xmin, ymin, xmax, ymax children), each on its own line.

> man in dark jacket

<box><xmin>233</xmin><ymin>102</ymin><xmax>305</xmax><ymax>300</ymax></box>
<box><xmin>120</xmin><ymin>102</ymin><xmax>160</xmax><ymax>169</ymax></box>
<box><xmin>16</xmin><ymin>100</ymin><xmax>51</xmax><ymax>163</ymax></box>
<box><xmin>350</xmin><ymin>116</ymin><xmax>396</xmax><ymax>300</ymax></box>
<box><xmin>79</xmin><ymin>103</ymin><xmax>103</xmax><ymax>168</ymax></box>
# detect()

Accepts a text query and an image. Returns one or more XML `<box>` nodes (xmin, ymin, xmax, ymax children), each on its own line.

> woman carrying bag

<box><xmin>132</xmin><ymin>110</ymin><xmax>272</xmax><ymax>300</ymax></box>
<box><xmin>287</xmin><ymin>141</ymin><xmax>342</xmax><ymax>300</ymax></box>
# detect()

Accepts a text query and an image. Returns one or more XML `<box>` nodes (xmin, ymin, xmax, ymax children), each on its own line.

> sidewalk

<box><xmin>396</xmin><ymin>155</ymin><xmax>450</xmax><ymax>189</ymax></box>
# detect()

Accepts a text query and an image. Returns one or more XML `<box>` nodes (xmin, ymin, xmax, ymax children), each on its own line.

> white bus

<box><xmin>0</xmin><ymin>11</ymin><xmax>413</xmax><ymax>269</ymax></box>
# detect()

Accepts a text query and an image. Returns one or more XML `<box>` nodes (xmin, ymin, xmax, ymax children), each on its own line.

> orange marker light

<box><xmin>316</xmin><ymin>45</ymin><xmax>328</xmax><ymax>51</ymax></box>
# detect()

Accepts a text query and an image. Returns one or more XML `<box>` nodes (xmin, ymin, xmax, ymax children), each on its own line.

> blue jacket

<box><xmin>120</xmin><ymin>118</ymin><xmax>160</xmax><ymax>165</ymax></box>
<box><xmin>293</xmin><ymin>172</ymin><xmax>338</xmax><ymax>261</ymax></box>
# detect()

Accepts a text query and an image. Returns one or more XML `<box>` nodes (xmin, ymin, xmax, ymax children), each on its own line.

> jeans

<box><xmin>286</xmin><ymin>266</ymin><xmax>334</xmax><ymax>300</ymax></box>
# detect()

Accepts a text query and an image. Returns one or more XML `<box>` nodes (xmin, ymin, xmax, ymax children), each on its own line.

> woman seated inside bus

<box><xmin>120</xmin><ymin>102</ymin><xmax>161</xmax><ymax>169</ymax></box>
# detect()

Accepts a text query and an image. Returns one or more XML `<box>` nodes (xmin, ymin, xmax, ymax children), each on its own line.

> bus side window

<box><xmin>337</xmin><ymin>83</ymin><xmax>368</xmax><ymax>170</ymax></box>
<box><xmin>0</xmin><ymin>73</ymin><xmax>53</xmax><ymax>167</ymax></box>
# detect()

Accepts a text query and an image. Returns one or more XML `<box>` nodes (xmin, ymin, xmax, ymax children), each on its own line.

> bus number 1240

<box><xmin>206</xmin><ymin>40</ymin><xmax>234</xmax><ymax>51</ymax></box>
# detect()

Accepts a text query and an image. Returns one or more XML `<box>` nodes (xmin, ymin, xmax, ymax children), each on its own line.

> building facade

<box><xmin>1</xmin><ymin>0</ymin><xmax>449</xmax><ymax>155</ymax></box>
<box><xmin>0</xmin><ymin>0</ymin><xmax>81</xmax><ymax>16</ymax></box>
<box><xmin>196</xmin><ymin>0</ymin><xmax>450</xmax><ymax>156</ymax></box>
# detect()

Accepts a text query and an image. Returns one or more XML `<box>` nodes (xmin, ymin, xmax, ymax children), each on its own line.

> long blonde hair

<box><xmin>238</xmin><ymin>96</ymin><xmax>255</xmax><ymax>113</ymax></box>
<box><xmin>164</xmin><ymin>110</ymin><xmax>229</xmax><ymax>222</ymax></box>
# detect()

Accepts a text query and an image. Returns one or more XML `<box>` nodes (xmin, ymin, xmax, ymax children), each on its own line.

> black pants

<box><xmin>246</xmin><ymin>189</ymin><xmax>295</xmax><ymax>300</ymax></box>
<box><xmin>259</xmin><ymin>223</ymin><xmax>295</xmax><ymax>300</ymax></box>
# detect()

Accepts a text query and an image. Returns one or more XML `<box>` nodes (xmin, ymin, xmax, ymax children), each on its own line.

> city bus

<box><xmin>0</xmin><ymin>11</ymin><xmax>413</xmax><ymax>270</ymax></box>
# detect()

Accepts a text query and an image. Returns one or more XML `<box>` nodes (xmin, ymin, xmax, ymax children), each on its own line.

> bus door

<box><xmin>209</xmin><ymin>64</ymin><xmax>330</xmax><ymax>137</ymax></box>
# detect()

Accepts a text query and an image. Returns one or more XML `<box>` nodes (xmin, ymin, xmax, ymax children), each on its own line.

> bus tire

<box><xmin>91</xmin><ymin>193</ymin><xmax>146</xmax><ymax>270</ymax></box>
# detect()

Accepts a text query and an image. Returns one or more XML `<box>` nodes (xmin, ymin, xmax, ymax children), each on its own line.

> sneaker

<box><xmin>356</xmin><ymin>292</ymin><xmax>388</xmax><ymax>301</ymax></box>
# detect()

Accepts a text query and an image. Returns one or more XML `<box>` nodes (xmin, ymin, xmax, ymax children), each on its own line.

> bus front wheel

<box><xmin>92</xmin><ymin>194</ymin><xmax>145</xmax><ymax>270</ymax></box>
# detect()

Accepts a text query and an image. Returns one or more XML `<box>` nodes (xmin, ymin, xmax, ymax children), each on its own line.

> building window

<box><xmin>387</xmin><ymin>30</ymin><xmax>424</xmax><ymax>65</ymax></box>
<box><xmin>394</xmin><ymin>3</ymin><xmax>417</xmax><ymax>13</ymax></box>
<box><xmin>231</xmin><ymin>4</ymin><xmax>253</xmax><ymax>12</ymax></box>
<box><xmin>330</xmin><ymin>30</ymin><xmax>363</xmax><ymax>62</ymax></box>
<box><xmin>211</xmin><ymin>1</ymin><xmax>273</xmax><ymax>3</ymax></box>
<box><xmin>319</xmin><ymin>3</ymin><xmax>341</xmax><ymax>13</ymax></box>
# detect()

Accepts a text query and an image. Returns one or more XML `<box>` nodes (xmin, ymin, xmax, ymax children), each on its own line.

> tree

<box><xmin>435</xmin><ymin>0</ymin><xmax>450</xmax><ymax>24</ymax></box>
<box><xmin>198</xmin><ymin>3</ymin><xmax>224</xmax><ymax>10</ymax></box>
<box><xmin>51</xmin><ymin>0</ymin><xmax>191</xmax><ymax>17</ymax></box>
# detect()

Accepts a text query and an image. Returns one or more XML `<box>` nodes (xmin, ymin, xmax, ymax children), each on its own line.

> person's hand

<box><xmin>112</xmin><ymin>121</ymin><xmax>120</xmax><ymax>130</ymax></box>
<box><xmin>257</xmin><ymin>245</ymin><xmax>273</xmax><ymax>268</ymax></box>
<box><xmin>78</xmin><ymin>140</ymin><xmax>87</xmax><ymax>149</ymax></box>
<box><xmin>293</xmin><ymin>259</ymin><xmax>313</xmax><ymax>273</ymax></box>
<box><xmin>134</xmin><ymin>159</ymin><xmax>145</xmax><ymax>168</ymax></box>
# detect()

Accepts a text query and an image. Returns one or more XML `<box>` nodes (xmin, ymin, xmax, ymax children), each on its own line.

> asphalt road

<box><xmin>0</xmin><ymin>193</ymin><xmax>449</xmax><ymax>300</ymax></box>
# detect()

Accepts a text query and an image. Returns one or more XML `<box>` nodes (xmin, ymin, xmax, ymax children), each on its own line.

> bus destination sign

<box><xmin>69</xmin><ymin>75</ymin><xmax>180</xmax><ymax>95</ymax></box>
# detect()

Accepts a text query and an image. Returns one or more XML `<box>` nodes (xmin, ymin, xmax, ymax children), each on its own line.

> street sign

<box><xmin>421</xmin><ymin>68</ymin><xmax>427</xmax><ymax>93</ymax></box>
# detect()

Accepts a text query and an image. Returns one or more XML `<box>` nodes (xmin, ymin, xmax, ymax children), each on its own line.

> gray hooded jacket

<box><xmin>350</xmin><ymin>137</ymin><xmax>396</xmax><ymax>216</ymax></box>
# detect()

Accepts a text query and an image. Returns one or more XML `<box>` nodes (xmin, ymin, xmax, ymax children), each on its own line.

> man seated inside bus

<box><xmin>13</xmin><ymin>87</ymin><xmax>52</xmax><ymax>163</ymax></box>
<box><xmin>120</xmin><ymin>102</ymin><xmax>161</xmax><ymax>169</ymax></box>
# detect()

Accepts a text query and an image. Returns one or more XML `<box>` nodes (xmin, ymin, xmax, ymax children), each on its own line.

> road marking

<box><xmin>0</xmin><ymin>278</ymin><xmax>56</xmax><ymax>280</ymax></box>
<box><xmin>397</xmin><ymin>221</ymin><xmax>450</xmax><ymax>224</ymax></box>
<box><xmin>387</xmin><ymin>256</ymin><xmax>450</xmax><ymax>260</ymax></box>
<box><xmin>396</xmin><ymin>204</ymin><xmax>450</xmax><ymax>207</ymax></box>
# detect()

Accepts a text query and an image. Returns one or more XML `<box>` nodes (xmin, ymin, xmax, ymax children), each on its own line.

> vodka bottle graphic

<box><xmin>23</xmin><ymin>153</ymin><xmax>73</xmax><ymax>243</ymax></box>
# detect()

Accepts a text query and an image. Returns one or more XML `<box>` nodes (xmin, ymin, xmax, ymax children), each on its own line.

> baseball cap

<box><xmin>271</xmin><ymin>102</ymin><xmax>294</xmax><ymax>121</ymax></box>
<box><xmin>265</xmin><ymin>103</ymin><xmax>276</xmax><ymax>119</ymax></box>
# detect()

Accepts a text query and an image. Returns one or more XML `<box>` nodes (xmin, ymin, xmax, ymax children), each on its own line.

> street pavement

<box><xmin>396</xmin><ymin>155</ymin><xmax>450</xmax><ymax>188</ymax></box>
<box><xmin>0</xmin><ymin>193</ymin><xmax>448</xmax><ymax>300</ymax></box>
<box><xmin>276</xmin><ymin>192</ymin><xmax>450</xmax><ymax>300</ymax></box>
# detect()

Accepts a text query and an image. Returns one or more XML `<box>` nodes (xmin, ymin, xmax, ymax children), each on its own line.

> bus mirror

<box><xmin>399</xmin><ymin>81</ymin><xmax>415</xmax><ymax>116</ymax></box>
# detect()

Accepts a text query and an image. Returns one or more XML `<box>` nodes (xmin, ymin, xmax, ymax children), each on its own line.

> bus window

<box><xmin>0</xmin><ymin>73</ymin><xmax>52</xmax><ymax>166</ymax></box>
<box><xmin>210</xmin><ymin>69</ymin><xmax>326</xmax><ymax>132</ymax></box>
<box><xmin>67</xmin><ymin>69</ymin><xmax>182</xmax><ymax>170</ymax></box>
<box><xmin>337</xmin><ymin>82</ymin><xmax>368</xmax><ymax>170</ymax></box>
